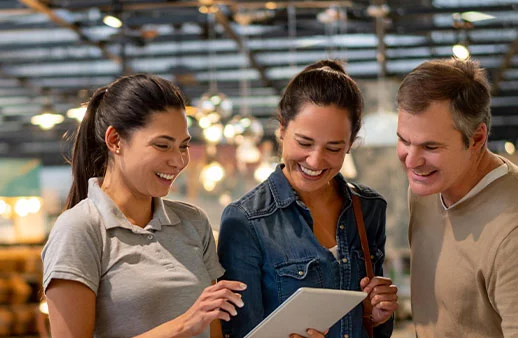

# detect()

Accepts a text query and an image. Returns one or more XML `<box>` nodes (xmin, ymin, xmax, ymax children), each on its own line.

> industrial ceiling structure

<box><xmin>0</xmin><ymin>0</ymin><xmax>517</xmax><ymax>165</ymax></box>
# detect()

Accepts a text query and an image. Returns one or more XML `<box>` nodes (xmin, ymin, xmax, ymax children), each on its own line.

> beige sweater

<box><xmin>409</xmin><ymin>157</ymin><xmax>518</xmax><ymax>338</ymax></box>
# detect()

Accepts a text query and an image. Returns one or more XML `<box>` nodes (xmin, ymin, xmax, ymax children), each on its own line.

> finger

<box><xmin>211</xmin><ymin>309</ymin><xmax>231</xmax><ymax>322</ymax></box>
<box><xmin>363</xmin><ymin>277</ymin><xmax>393</xmax><ymax>293</ymax></box>
<box><xmin>217</xmin><ymin>300</ymin><xmax>238</xmax><ymax>317</ymax></box>
<box><xmin>374</xmin><ymin>300</ymin><xmax>399</xmax><ymax>312</ymax></box>
<box><xmin>360</xmin><ymin>277</ymin><xmax>370</xmax><ymax>290</ymax></box>
<box><xmin>371</xmin><ymin>293</ymin><xmax>398</xmax><ymax>307</ymax></box>
<box><xmin>368</xmin><ymin>285</ymin><xmax>398</xmax><ymax>299</ymax></box>
<box><xmin>203</xmin><ymin>287</ymin><xmax>245</xmax><ymax>309</ymax></box>
<box><xmin>306</xmin><ymin>328</ymin><xmax>326</xmax><ymax>337</ymax></box>
<box><xmin>213</xmin><ymin>280</ymin><xmax>247</xmax><ymax>292</ymax></box>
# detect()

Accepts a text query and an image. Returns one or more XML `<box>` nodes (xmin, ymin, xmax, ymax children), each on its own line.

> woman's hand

<box><xmin>290</xmin><ymin>328</ymin><xmax>328</xmax><ymax>338</ymax></box>
<box><xmin>360</xmin><ymin>276</ymin><xmax>398</xmax><ymax>326</ymax></box>
<box><xmin>175</xmin><ymin>280</ymin><xmax>247</xmax><ymax>337</ymax></box>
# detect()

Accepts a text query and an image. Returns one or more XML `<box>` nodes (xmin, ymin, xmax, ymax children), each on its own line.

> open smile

<box><xmin>155</xmin><ymin>172</ymin><xmax>175</xmax><ymax>180</ymax></box>
<box><xmin>298</xmin><ymin>164</ymin><xmax>325</xmax><ymax>177</ymax></box>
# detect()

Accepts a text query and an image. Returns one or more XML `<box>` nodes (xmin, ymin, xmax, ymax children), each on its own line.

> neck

<box><xmin>101</xmin><ymin>171</ymin><xmax>153</xmax><ymax>227</ymax></box>
<box><xmin>442</xmin><ymin>149</ymin><xmax>503</xmax><ymax>207</ymax></box>
<box><xmin>297</xmin><ymin>179</ymin><xmax>340</xmax><ymax>208</ymax></box>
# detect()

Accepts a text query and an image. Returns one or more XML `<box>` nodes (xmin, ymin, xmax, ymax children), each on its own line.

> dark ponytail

<box><xmin>64</xmin><ymin>74</ymin><xmax>186</xmax><ymax>210</ymax></box>
<box><xmin>65</xmin><ymin>87</ymin><xmax>108</xmax><ymax>210</ymax></box>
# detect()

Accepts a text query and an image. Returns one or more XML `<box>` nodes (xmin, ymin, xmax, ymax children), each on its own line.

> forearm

<box><xmin>133</xmin><ymin>314</ymin><xmax>191</xmax><ymax>338</ymax></box>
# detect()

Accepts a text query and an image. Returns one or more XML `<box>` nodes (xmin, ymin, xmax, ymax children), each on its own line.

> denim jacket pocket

<box><xmin>274</xmin><ymin>257</ymin><xmax>324</xmax><ymax>301</ymax></box>
<box><xmin>353</xmin><ymin>248</ymin><xmax>384</xmax><ymax>279</ymax></box>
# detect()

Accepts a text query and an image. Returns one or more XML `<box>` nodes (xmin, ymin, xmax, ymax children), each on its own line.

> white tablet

<box><xmin>244</xmin><ymin>287</ymin><xmax>367</xmax><ymax>338</ymax></box>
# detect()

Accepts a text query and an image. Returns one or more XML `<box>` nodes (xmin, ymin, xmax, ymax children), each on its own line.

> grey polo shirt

<box><xmin>42</xmin><ymin>178</ymin><xmax>225</xmax><ymax>338</ymax></box>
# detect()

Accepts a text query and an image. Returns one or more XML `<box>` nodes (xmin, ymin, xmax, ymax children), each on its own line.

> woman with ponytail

<box><xmin>42</xmin><ymin>74</ymin><xmax>245</xmax><ymax>338</ymax></box>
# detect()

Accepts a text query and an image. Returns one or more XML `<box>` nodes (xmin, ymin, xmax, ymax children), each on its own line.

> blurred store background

<box><xmin>0</xmin><ymin>0</ymin><xmax>517</xmax><ymax>336</ymax></box>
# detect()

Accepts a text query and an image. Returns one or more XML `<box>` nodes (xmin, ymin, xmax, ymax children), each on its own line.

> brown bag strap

<box><xmin>350</xmin><ymin>188</ymin><xmax>374</xmax><ymax>338</ymax></box>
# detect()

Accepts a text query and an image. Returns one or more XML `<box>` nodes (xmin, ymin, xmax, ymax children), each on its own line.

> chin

<box><xmin>409</xmin><ymin>183</ymin><xmax>441</xmax><ymax>197</ymax></box>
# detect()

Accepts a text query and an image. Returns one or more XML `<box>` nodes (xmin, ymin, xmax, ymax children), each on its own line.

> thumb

<box><xmin>360</xmin><ymin>277</ymin><xmax>370</xmax><ymax>290</ymax></box>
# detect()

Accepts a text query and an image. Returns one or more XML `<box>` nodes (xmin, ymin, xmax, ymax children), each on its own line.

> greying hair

<box><xmin>397</xmin><ymin>58</ymin><xmax>491</xmax><ymax>147</ymax></box>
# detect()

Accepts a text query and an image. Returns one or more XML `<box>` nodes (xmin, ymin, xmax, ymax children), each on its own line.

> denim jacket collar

<box><xmin>267</xmin><ymin>164</ymin><xmax>353</xmax><ymax>210</ymax></box>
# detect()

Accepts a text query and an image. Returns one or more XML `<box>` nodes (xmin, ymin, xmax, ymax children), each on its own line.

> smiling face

<box><xmin>113</xmin><ymin>108</ymin><xmax>191</xmax><ymax>199</ymax></box>
<box><xmin>397</xmin><ymin>100</ymin><xmax>484</xmax><ymax>205</ymax></box>
<box><xmin>280</xmin><ymin>103</ymin><xmax>352</xmax><ymax>197</ymax></box>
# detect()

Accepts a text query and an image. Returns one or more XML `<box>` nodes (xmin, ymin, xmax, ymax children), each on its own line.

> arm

<box><xmin>45</xmin><ymin>280</ymin><xmax>96</xmax><ymax>338</ymax></box>
<box><xmin>218</xmin><ymin>204</ymin><xmax>264</xmax><ymax>337</ymax></box>
<box><xmin>490</xmin><ymin>227</ymin><xmax>518</xmax><ymax>337</ymax></box>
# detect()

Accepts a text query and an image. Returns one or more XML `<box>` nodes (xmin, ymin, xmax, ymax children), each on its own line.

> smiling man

<box><xmin>396</xmin><ymin>58</ymin><xmax>518</xmax><ymax>337</ymax></box>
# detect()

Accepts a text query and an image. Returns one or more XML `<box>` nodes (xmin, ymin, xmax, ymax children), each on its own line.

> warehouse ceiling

<box><xmin>0</xmin><ymin>0</ymin><xmax>517</xmax><ymax>165</ymax></box>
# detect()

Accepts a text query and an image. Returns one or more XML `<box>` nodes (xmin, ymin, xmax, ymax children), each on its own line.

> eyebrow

<box><xmin>294</xmin><ymin>133</ymin><xmax>346</xmax><ymax>145</ymax></box>
<box><xmin>156</xmin><ymin>135</ymin><xmax>192</xmax><ymax>143</ymax></box>
<box><xmin>397</xmin><ymin>133</ymin><xmax>444</xmax><ymax>147</ymax></box>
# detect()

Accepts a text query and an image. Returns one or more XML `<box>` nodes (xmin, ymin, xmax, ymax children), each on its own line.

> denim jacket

<box><xmin>218</xmin><ymin>165</ymin><xmax>393</xmax><ymax>338</ymax></box>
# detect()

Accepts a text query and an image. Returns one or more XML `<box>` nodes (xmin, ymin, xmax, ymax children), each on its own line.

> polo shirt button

<box><xmin>341</xmin><ymin>258</ymin><xmax>347</xmax><ymax>263</ymax></box>
<box><xmin>339</xmin><ymin>224</ymin><xmax>345</xmax><ymax>230</ymax></box>
<box><xmin>147</xmin><ymin>234</ymin><xmax>153</xmax><ymax>240</ymax></box>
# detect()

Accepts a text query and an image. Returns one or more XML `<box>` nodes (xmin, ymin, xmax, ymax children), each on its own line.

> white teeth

<box><xmin>300</xmin><ymin>165</ymin><xmax>323</xmax><ymax>177</ymax></box>
<box><xmin>156</xmin><ymin>172</ymin><xmax>175</xmax><ymax>180</ymax></box>
<box><xmin>413</xmin><ymin>170</ymin><xmax>433</xmax><ymax>177</ymax></box>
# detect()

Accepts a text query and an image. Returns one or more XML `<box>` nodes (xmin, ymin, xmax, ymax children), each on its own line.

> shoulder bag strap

<box><xmin>350</xmin><ymin>189</ymin><xmax>374</xmax><ymax>338</ymax></box>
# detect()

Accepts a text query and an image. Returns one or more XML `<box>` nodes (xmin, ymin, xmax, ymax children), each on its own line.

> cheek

<box><xmin>396</xmin><ymin>144</ymin><xmax>406</xmax><ymax>162</ymax></box>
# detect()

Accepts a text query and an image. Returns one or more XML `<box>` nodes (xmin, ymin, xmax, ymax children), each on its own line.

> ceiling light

<box><xmin>504</xmin><ymin>141</ymin><xmax>515</xmax><ymax>155</ymax></box>
<box><xmin>31</xmin><ymin>113</ymin><xmax>65</xmax><ymax>130</ymax></box>
<box><xmin>103</xmin><ymin>15</ymin><xmax>122</xmax><ymax>28</ymax></box>
<box><xmin>265</xmin><ymin>2</ymin><xmax>277</xmax><ymax>10</ymax></box>
<box><xmin>66</xmin><ymin>106</ymin><xmax>87</xmax><ymax>122</ymax></box>
<box><xmin>452</xmin><ymin>44</ymin><xmax>470</xmax><ymax>60</ymax></box>
<box><xmin>460</xmin><ymin>11</ymin><xmax>495</xmax><ymax>23</ymax></box>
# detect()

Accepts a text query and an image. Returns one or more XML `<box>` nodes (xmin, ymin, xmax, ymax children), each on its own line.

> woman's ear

<box><xmin>105</xmin><ymin>126</ymin><xmax>121</xmax><ymax>154</ymax></box>
<box><xmin>278</xmin><ymin>126</ymin><xmax>286</xmax><ymax>141</ymax></box>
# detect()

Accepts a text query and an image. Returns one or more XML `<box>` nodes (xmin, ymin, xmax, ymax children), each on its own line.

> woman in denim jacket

<box><xmin>218</xmin><ymin>60</ymin><xmax>398</xmax><ymax>338</ymax></box>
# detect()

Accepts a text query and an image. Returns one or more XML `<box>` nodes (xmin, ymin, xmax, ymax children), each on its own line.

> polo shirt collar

<box><xmin>87</xmin><ymin>177</ymin><xmax>180</xmax><ymax>232</ymax></box>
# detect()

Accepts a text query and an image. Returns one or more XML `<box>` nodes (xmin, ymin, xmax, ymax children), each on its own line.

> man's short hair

<box><xmin>397</xmin><ymin>58</ymin><xmax>491</xmax><ymax>147</ymax></box>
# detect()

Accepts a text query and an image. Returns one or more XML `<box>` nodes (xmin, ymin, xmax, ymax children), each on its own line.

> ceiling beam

<box><xmin>19</xmin><ymin>0</ymin><xmax>128</xmax><ymax>71</ymax></box>
<box><xmin>213</xmin><ymin>9</ymin><xmax>281</xmax><ymax>95</ymax></box>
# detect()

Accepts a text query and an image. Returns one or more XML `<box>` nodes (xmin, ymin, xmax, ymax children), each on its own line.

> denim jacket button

<box><xmin>339</xmin><ymin>224</ymin><xmax>345</xmax><ymax>230</ymax></box>
<box><xmin>298</xmin><ymin>270</ymin><xmax>304</xmax><ymax>276</ymax></box>
<box><xmin>344</xmin><ymin>334</ymin><xmax>349</xmax><ymax>338</ymax></box>
<box><xmin>341</xmin><ymin>258</ymin><xmax>347</xmax><ymax>263</ymax></box>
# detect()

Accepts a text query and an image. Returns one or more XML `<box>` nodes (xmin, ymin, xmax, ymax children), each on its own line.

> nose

<box><xmin>306</xmin><ymin>149</ymin><xmax>326</xmax><ymax>168</ymax></box>
<box><xmin>168</xmin><ymin>149</ymin><xmax>188</xmax><ymax>168</ymax></box>
<box><xmin>403</xmin><ymin>146</ymin><xmax>425</xmax><ymax>169</ymax></box>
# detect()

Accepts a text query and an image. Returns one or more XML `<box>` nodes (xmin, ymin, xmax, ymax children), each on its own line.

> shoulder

<box><xmin>226</xmin><ymin>179</ymin><xmax>277</xmax><ymax>219</ymax></box>
<box><xmin>348</xmin><ymin>181</ymin><xmax>387</xmax><ymax>206</ymax></box>
<box><xmin>51</xmin><ymin>198</ymin><xmax>103</xmax><ymax>238</ymax></box>
<box><xmin>162</xmin><ymin>199</ymin><xmax>207</xmax><ymax>220</ymax></box>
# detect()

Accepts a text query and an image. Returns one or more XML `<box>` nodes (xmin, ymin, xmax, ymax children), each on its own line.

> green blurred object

<box><xmin>0</xmin><ymin>159</ymin><xmax>41</xmax><ymax>197</ymax></box>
